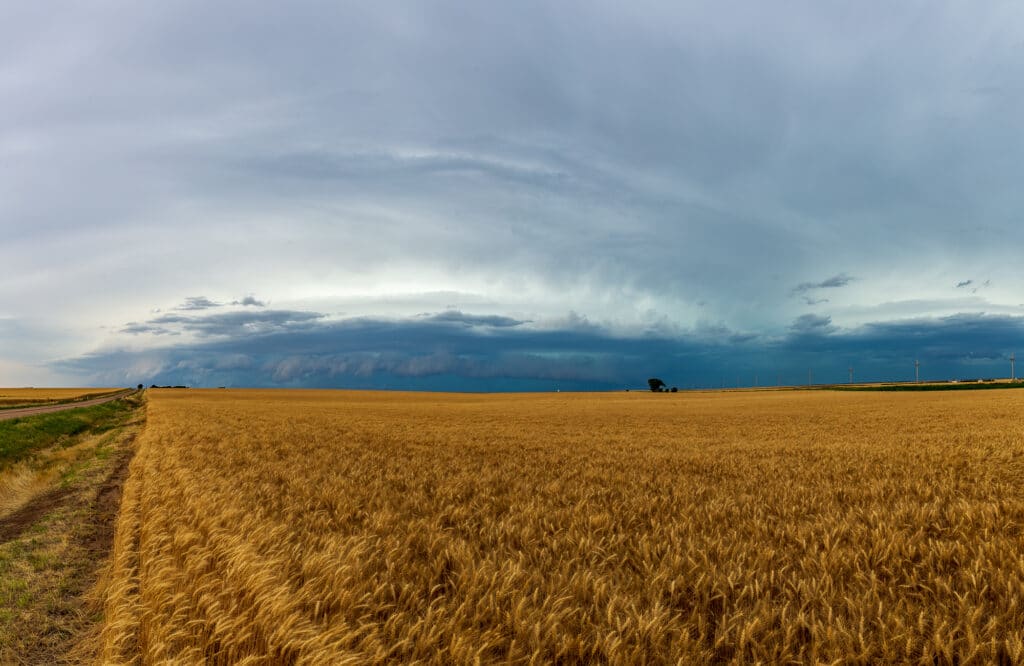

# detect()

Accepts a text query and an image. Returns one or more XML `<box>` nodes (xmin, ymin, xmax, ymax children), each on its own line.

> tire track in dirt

<box><xmin>0</xmin><ymin>434</ymin><xmax>137</xmax><ymax>547</ymax></box>
<box><xmin>84</xmin><ymin>440</ymin><xmax>136</xmax><ymax>554</ymax></box>
<box><xmin>0</xmin><ymin>484</ymin><xmax>76</xmax><ymax>544</ymax></box>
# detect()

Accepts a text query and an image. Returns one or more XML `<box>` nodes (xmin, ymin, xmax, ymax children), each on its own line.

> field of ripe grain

<box><xmin>0</xmin><ymin>387</ymin><xmax>119</xmax><ymax>407</ymax></box>
<box><xmin>102</xmin><ymin>389</ymin><xmax>1024</xmax><ymax>663</ymax></box>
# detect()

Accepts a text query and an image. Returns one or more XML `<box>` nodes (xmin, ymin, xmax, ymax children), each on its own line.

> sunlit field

<box><xmin>0</xmin><ymin>388</ymin><xmax>120</xmax><ymax>407</ymax></box>
<box><xmin>102</xmin><ymin>388</ymin><xmax>1024</xmax><ymax>663</ymax></box>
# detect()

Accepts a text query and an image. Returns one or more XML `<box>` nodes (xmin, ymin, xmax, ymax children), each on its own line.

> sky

<box><xmin>3</xmin><ymin>1</ymin><xmax>1024</xmax><ymax>390</ymax></box>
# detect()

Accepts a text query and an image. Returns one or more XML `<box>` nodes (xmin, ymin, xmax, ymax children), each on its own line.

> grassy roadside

<box><xmin>0</xmin><ymin>392</ymin><xmax>144</xmax><ymax>664</ymax></box>
<box><xmin>0</xmin><ymin>398</ymin><xmax>135</xmax><ymax>468</ymax></box>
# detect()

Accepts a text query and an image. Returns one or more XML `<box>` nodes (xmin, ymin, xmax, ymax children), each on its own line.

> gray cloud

<box><xmin>777</xmin><ymin>313</ymin><xmax>1024</xmax><ymax>368</ymax></box>
<box><xmin>56</xmin><ymin>307</ymin><xmax>1024</xmax><ymax>390</ymax></box>
<box><xmin>177</xmin><ymin>297</ymin><xmax>223</xmax><ymax>311</ymax></box>
<box><xmin>124</xmin><ymin>308</ymin><xmax>525</xmax><ymax>339</ymax></box>
<box><xmin>176</xmin><ymin>295</ymin><xmax>267</xmax><ymax>310</ymax></box>
<box><xmin>120</xmin><ymin>323</ymin><xmax>179</xmax><ymax>336</ymax></box>
<box><xmin>60</xmin><ymin>313</ymin><xmax>669</xmax><ymax>389</ymax></box>
<box><xmin>955</xmin><ymin>279</ymin><xmax>993</xmax><ymax>294</ymax></box>
<box><xmin>789</xmin><ymin>314</ymin><xmax>836</xmax><ymax>335</ymax></box>
<box><xmin>792</xmin><ymin>274</ymin><xmax>855</xmax><ymax>295</ymax></box>
<box><xmin>420</xmin><ymin>310</ymin><xmax>527</xmax><ymax>328</ymax></box>
<box><xmin>132</xmin><ymin>310</ymin><xmax>325</xmax><ymax>337</ymax></box>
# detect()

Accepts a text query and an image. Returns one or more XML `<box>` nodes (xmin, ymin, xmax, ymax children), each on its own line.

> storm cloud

<box><xmin>3</xmin><ymin>2</ymin><xmax>1024</xmax><ymax>388</ymax></box>
<box><xmin>57</xmin><ymin>307</ymin><xmax>1024</xmax><ymax>390</ymax></box>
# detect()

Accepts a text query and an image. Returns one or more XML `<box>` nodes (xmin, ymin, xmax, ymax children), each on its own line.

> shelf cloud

<box><xmin>56</xmin><ymin>308</ymin><xmax>1024</xmax><ymax>390</ymax></box>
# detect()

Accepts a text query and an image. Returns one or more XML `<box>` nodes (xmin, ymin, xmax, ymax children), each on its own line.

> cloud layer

<box><xmin>57</xmin><ymin>305</ymin><xmax>1024</xmax><ymax>390</ymax></box>
<box><xmin>3</xmin><ymin>2</ymin><xmax>1024</xmax><ymax>387</ymax></box>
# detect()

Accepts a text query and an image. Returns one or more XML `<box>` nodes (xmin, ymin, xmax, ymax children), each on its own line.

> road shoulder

<box><xmin>0</xmin><ymin>397</ymin><xmax>144</xmax><ymax>664</ymax></box>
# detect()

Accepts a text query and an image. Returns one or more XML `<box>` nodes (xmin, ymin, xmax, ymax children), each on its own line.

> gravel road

<box><xmin>0</xmin><ymin>390</ymin><xmax>135</xmax><ymax>422</ymax></box>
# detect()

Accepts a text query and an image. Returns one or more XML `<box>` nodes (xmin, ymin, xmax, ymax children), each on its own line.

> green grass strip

<box><xmin>0</xmin><ymin>399</ymin><xmax>136</xmax><ymax>468</ymax></box>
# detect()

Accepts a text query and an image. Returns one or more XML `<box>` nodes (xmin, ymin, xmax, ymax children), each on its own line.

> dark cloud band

<box><xmin>61</xmin><ymin>309</ymin><xmax>1024</xmax><ymax>390</ymax></box>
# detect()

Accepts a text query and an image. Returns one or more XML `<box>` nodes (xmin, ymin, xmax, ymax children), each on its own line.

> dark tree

<box><xmin>670</xmin><ymin>387</ymin><xmax>678</xmax><ymax>393</ymax></box>
<box><xmin>137</xmin><ymin>384</ymin><xmax>143</xmax><ymax>390</ymax></box>
<box><xmin>647</xmin><ymin>378</ymin><xmax>666</xmax><ymax>392</ymax></box>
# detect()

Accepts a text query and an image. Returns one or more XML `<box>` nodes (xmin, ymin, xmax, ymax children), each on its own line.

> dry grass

<box><xmin>102</xmin><ymin>389</ymin><xmax>1024</xmax><ymax>663</ymax></box>
<box><xmin>0</xmin><ymin>430</ymin><xmax>113</xmax><ymax>517</ymax></box>
<box><xmin>0</xmin><ymin>406</ymin><xmax>143</xmax><ymax>664</ymax></box>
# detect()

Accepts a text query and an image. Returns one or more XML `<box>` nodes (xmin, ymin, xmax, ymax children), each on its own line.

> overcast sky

<box><xmin>3</xmin><ymin>1</ymin><xmax>1024</xmax><ymax>389</ymax></box>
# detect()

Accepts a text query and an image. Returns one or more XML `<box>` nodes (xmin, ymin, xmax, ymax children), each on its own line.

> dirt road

<box><xmin>0</xmin><ymin>389</ymin><xmax>135</xmax><ymax>421</ymax></box>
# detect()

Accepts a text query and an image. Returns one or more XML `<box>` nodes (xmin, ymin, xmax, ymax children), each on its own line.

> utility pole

<box><xmin>754</xmin><ymin>373</ymin><xmax>759</xmax><ymax>387</ymax></box>
<box><xmin>1012</xmin><ymin>352</ymin><xmax>1016</xmax><ymax>381</ymax></box>
<box><xmin>808</xmin><ymin>368</ymin><xmax>812</xmax><ymax>386</ymax></box>
<box><xmin>848</xmin><ymin>366</ymin><xmax>853</xmax><ymax>384</ymax></box>
<box><xmin>915</xmin><ymin>359</ymin><xmax>920</xmax><ymax>384</ymax></box>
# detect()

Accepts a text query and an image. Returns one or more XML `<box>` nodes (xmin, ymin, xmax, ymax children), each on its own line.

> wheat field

<box><xmin>101</xmin><ymin>388</ymin><xmax>1024</xmax><ymax>663</ymax></box>
<box><xmin>0</xmin><ymin>387</ymin><xmax>119</xmax><ymax>407</ymax></box>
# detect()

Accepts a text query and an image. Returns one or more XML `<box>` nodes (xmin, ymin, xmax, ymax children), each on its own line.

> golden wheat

<box><xmin>102</xmin><ymin>388</ymin><xmax>1024</xmax><ymax>663</ymax></box>
<box><xmin>0</xmin><ymin>387</ymin><xmax>119</xmax><ymax>406</ymax></box>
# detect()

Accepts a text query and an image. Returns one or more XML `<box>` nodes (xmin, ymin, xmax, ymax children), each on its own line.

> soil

<box><xmin>84</xmin><ymin>445</ymin><xmax>135</xmax><ymax>554</ymax></box>
<box><xmin>0</xmin><ymin>483</ymin><xmax>76</xmax><ymax>544</ymax></box>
